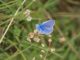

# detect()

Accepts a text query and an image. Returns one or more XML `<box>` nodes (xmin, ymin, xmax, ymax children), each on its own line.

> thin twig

<box><xmin>0</xmin><ymin>0</ymin><xmax>26</xmax><ymax>44</ymax></box>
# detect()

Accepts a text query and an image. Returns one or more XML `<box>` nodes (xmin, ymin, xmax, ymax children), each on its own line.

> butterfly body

<box><xmin>36</xmin><ymin>20</ymin><xmax>55</xmax><ymax>35</ymax></box>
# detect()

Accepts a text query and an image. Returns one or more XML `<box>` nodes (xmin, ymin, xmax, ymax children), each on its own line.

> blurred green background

<box><xmin>0</xmin><ymin>0</ymin><xmax>80</xmax><ymax>60</ymax></box>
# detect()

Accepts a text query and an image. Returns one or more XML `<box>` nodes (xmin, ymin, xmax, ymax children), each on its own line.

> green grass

<box><xmin>0</xmin><ymin>0</ymin><xmax>80</xmax><ymax>60</ymax></box>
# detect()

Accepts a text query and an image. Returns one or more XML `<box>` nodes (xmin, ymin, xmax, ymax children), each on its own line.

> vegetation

<box><xmin>0</xmin><ymin>0</ymin><xmax>80</xmax><ymax>60</ymax></box>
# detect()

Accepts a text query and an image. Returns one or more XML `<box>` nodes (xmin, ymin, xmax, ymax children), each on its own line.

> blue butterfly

<box><xmin>36</xmin><ymin>19</ymin><xmax>55</xmax><ymax>35</ymax></box>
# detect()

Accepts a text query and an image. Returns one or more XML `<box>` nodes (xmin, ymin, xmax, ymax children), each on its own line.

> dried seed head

<box><xmin>27</xmin><ymin>37</ymin><xmax>31</xmax><ymax>42</ymax></box>
<box><xmin>33</xmin><ymin>37</ymin><xmax>40</xmax><ymax>43</ymax></box>
<box><xmin>40</xmin><ymin>54</ymin><xmax>43</xmax><ymax>58</ymax></box>
<box><xmin>50</xmin><ymin>48</ymin><xmax>56</xmax><ymax>52</ymax></box>
<box><xmin>48</xmin><ymin>38</ymin><xmax>52</xmax><ymax>43</ymax></box>
<box><xmin>41</xmin><ymin>50</ymin><xmax>45</xmax><ymax>53</ymax></box>
<box><xmin>34</xmin><ymin>30</ymin><xmax>37</xmax><ymax>34</ymax></box>
<box><xmin>26</xmin><ymin>16</ymin><xmax>32</xmax><ymax>21</ymax></box>
<box><xmin>24</xmin><ymin>9</ymin><xmax>31</xmax><ymax>16</ymax></box>
<box><xmin>59</xmin><ymin>36</ymin><xmax>66</xmax><ymax>43</ymax></box>
<box><xmin>29</xmin><ymin>32</ymin><xmax>34</xmax><ymax>38</ymax></box>
<box><xmin>32</xmin><ymin>57</ymin><xmax>35</xmax><ymax>60</ymax></box>
<box><xmin>41</xmin><ymin>43</ymin><xmax>45</xmax><ymax>47</ymax></box>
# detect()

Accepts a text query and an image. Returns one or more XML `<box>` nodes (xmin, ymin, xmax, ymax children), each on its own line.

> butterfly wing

<box><xmin>36</xmin><ymin>19</ymin><xmax>55</xmax><ymax>35</ymax></box>
<box><xmin>41</xmin><ymin>19</ymin><xmax>55</xmax><ymax>29</ymax></box>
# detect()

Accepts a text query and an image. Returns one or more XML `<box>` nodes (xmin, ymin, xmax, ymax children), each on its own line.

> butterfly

<box><xmin>36</xmin><ymin>19</ymin><xmax>55</xmax><ymax>35</ymax></box>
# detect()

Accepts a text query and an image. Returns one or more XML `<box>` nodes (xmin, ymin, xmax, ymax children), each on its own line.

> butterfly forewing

<box><xmin>41</xmin><ymin>20</ymin><xmax>55</xmax><ymax>30</ymax></box>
